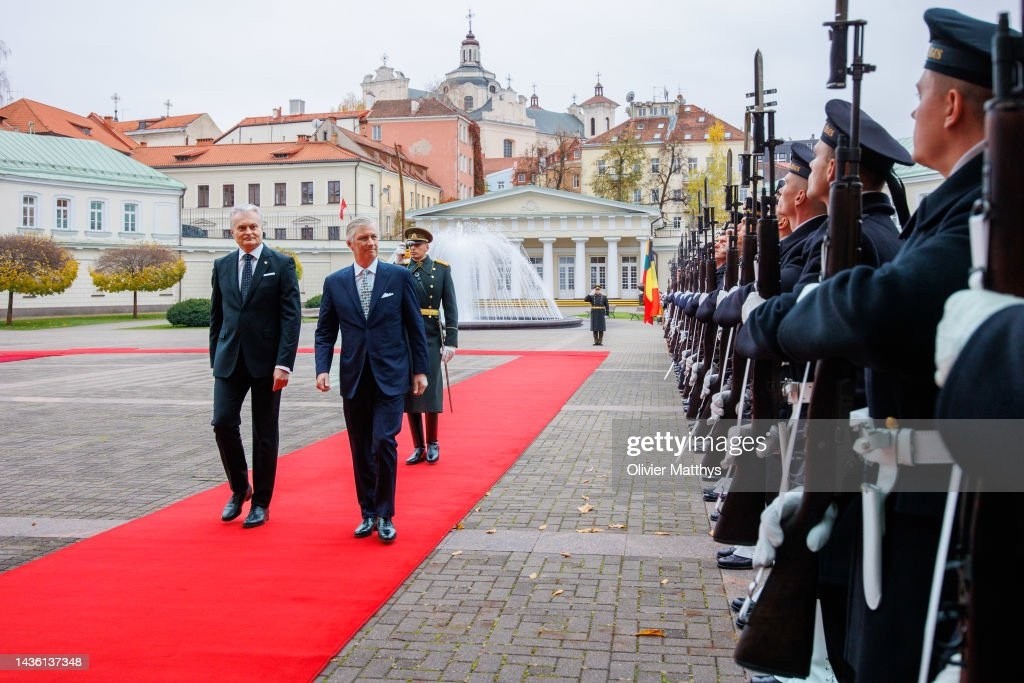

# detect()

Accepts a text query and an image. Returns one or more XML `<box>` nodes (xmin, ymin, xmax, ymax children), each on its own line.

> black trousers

<box><xmin>212</xmin><ymin>355</ymin><xmax>281</xmax><ymax>508</ymax></box>
<box><xmin>343</xmin><ymin>361</ymin><xmax>404</xmax><ymax>519</ymax></box>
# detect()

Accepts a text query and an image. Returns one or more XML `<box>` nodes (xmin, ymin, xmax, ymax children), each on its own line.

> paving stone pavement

<box><xmin>0</xmin><ymin>313</ymin><xmax>754</xmax><ymax>682</ymax></box>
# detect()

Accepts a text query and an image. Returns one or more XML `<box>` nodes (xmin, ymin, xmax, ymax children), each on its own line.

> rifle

<box><xmin>713</xmin><ymin>50</ymin><xmax>782</xmax><ymax>546</ymax></box>
<box><xmin>734</xmin><ymin>2</ymin><xmax>870</xmax><ymax>675</ymax></box>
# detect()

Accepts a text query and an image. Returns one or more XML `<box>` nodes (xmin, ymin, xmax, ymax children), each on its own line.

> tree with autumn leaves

<box><xmin>686</xmin><ymin>121</ymin><xmax>729</xmax><ymax>224</ymax></box>
<box><xmin>0</xmin><ymin>235</ymin><xmax>79</xmax><ymax>325</ymax></box>
<box><xmin>90</xmin><ymin>244</ymin><xmax>186</xmax><ymax>318</ymax></box>
<box><xmin>589</xmin><ymin>122</ymin><xmax>646</xmax><ymax>203</ymax></box>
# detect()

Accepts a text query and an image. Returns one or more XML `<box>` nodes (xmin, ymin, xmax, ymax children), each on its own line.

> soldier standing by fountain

<box><xmin>403</xmin><ymin>226</ymin><xmax>459</xmax><ymax>465</ymax></box>
<box><xmin>585</xmin><ymin>285</ymin><xmax>610</xmax><ymax>345</ymax></box>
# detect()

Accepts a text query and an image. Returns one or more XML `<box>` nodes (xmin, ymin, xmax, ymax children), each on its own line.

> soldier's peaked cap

<box><xmin>778</xmin><ymin>142</ymin><xmax>813</xmax><ymax>180</ymax></box>
<box><xmin>404</xmin><ymin>226</ymin><xmax>433</xmax><ymax>243</ymax></box>
<box><xmin>820</xmin><ymin>99</ymin><xmax>913</xmax><ymax>174</ymax></box>
<box><xmin>924</xmin><ymin>8</ymin><xmax>1017</xmax><ymax>89</ymax></box>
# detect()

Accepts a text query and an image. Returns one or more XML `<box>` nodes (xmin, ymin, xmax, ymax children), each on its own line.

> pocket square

<box><xmin>264</xmin><ymin>272</ymin><xmax>276</xmax><ymax>276</ymax></box>
<box><xmin>381</xmin><ymin>292</ymin><xmax>395</xmax><ymax>299</ymax></box>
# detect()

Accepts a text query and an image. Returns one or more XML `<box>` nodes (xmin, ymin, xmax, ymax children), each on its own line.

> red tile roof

<box><xmin>368</xmin><ymin>98</ymin><xmax>461</xmax><ymax>119</ymax></box>
<box><xmin>232</xmin><ymin>110</ymin><xmax>366</xmax><ymax>127</ymax></box>
<box><xmin>586</xmin><ymin>102</ymin><xmax>743</xmax><ymax>146</ymax></box>
<box><xmin>130</xmin><ymin>140</ymin><xmax>363</xmax><ymax>167</ymax></box>
<box><xmin>113</xmin><ymin>113</ymin><xmax>205</xmax><ymax>133</ymax></box>
<box><xmin>0</xmin><ymin>98</ymin><xmax>137</xmax><ymax>152</ymax></box>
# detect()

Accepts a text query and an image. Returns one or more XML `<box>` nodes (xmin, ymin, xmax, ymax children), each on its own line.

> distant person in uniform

<box><xmin>402</xmin><ymin>226</ymin><xmax>459</xmax><ymax>466</ymax></box>
<box><xmin>585</xmin><ymin>284</ymin><xmax>610</xmax><ymax>345</ymax></box>
<box><xmin>209</xmin><ymin>204</ymin><xmax>302</xmax><ymax>529</ymax></box>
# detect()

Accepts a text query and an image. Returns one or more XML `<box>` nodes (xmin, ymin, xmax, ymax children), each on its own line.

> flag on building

<box><xmin>641</xmin><ymin>242</ymin><xmax>661</xmax><ymax>324</ymax></box>
<box><xmin>339</xmin><ymin>198</ymin><xmax>348</xmax><ymax>220</ymax></box>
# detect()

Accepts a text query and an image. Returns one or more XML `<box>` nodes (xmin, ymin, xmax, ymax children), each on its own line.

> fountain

<box><xmin>392</xmin><ymin>222</ymin><xmax>581</xmax><ymax>329</ymax></box>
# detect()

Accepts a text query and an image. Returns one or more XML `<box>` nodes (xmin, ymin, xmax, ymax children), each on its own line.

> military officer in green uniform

<box><xmin>402</xmin><ymin>226</ymin><xmax>459</xmax><ymax>465</ymax></box>
<box><xmin>585</xmin><ymin>285</ymin><xmax>610</xmax><ymax>345</ymax></box>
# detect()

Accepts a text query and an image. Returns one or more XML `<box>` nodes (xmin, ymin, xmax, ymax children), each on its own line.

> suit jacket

<box><xmin>314</xmin><ymin>262</ymin><xmax>429</xmax><ymax>399</ymax></box>
<box><xmin>209</xmin><ymin>245</ymin><xmax>302</xmax><ymax>378</ymax></box>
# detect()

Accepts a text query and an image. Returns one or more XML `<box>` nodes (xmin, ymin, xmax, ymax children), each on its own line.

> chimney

<box><xmin>197</xmin><ymin>138</ymin><xmax>214</xmax><ymax>146</ymax></box>
<box><xmin>410</xmin><ymin>100</ymin><xmax>420</xmax><ymax>115</ymax></box>
<box><xmin>139</xmin><ymin>141</ymin><xmax>148</xmax><ymax>147</ymax></box>
<box><xmin>273</xmin><ymin>107</ymin><xmax>282</xmax><ymax>119</ymax></box>
<box><xmin>297</xmin><ymin>134</ymin><xmax>310</xmax><ymax>142</ymax></box>
<box><xmin>289</xmin><ymin>99</ymin><xmax>305</xmax><ymax>115</ymax></box>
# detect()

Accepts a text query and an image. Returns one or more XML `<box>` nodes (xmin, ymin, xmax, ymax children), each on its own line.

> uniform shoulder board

<box><xmin>434</xmin><ymin>259</ymin><xmax>450</xmax><ymax>266</ymax></box>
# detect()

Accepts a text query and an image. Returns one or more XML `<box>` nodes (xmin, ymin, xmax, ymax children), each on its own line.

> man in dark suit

<box><xmin>314</xmin><ymin>217</ymin><xmax>429</xmax><ymax>543</ymax></box>
<box><xmin>210</xmin><ymin>204</ymin><xmax>301</xmax><ymax>529</ymax></box>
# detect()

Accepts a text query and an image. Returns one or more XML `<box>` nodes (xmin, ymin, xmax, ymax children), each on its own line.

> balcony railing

<box><xmin>179</xmin><ymin>209</ymin><xmax>402</xmax><ymax>241</ymax></box>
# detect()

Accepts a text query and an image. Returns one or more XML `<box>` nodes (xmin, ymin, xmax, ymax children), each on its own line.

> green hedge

<box><xmin>166</xmin><ymin>298</ymin><xmax>212</xmax><ymax>327</ymax></box>
<box><xmin>304</xmin><ymin>294</ymin><xmax>322</xmax><ymax>308</ymax></box>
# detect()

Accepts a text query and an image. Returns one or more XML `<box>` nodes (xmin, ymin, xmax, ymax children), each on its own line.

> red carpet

<box><xmin>0</xmin><ymin>350</ymin><xmax>604</xmax><ymax>681</ymax></box>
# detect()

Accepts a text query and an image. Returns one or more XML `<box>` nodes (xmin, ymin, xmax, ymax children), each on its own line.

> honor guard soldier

<box><xmin>402</xmin><ymin>226</ymin><xmax>459</xmax><ymax>465</ymax></box>
<box><xmin>584</xmin><ymin>284</ymin><xmax>610</xmax><ymax>345</ymax></box>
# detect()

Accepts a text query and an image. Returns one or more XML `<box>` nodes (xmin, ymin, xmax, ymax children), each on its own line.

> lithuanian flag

<box><xmin>641</xmin><ymin>243</ymin><xmax>661</xmax><ymax>324</ymax></box>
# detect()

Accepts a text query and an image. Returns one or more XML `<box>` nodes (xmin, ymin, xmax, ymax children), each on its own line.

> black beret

<box><xmin>819</xmin><ymin>99</ymin><xmax>913</xmax><ymax>174</ymax></box>
<box><xmin>778</xmin><ymin>142</ymin><xmax>813</xmax><ymax>180</ymax></box>
<box><xmin>924</xmin><ymin>8</ymin><xmax>1016</xmax><ymax>89</ymax></box>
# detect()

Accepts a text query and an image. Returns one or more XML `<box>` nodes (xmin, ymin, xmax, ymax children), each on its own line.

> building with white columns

<box><xmin>407</xmin><ymin>186</ymin><xmax>660</xmax><ymax>301</ymax></box>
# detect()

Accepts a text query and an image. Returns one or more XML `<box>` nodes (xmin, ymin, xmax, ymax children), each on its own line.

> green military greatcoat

<box><xmin>405</xmin><ymin>254</ymin><xmax>458</xmax><ymax>413</ymax></box>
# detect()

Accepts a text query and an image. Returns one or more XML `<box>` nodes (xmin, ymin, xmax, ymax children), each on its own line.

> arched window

<box><xmin>464</xmin><ymin>95</ymin><xmax>474</xmax><ymax>110</ymax></box>
<box><xmin>590</xmin><ymin>118</ymin><xmax>596</xmax><ymax>137</ymax></box>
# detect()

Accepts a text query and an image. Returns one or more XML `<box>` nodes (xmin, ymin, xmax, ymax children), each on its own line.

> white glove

<box><xmin>752</xmin><ymin>490</ymin><xmax>803</xmax><ymax>568</ymax></box>
<box><xmin>741</xmin><ymin>292</ymin><xmax>766</xmax><ymax>324</ymax></box>
<box><xmin>700</xmin><ymin>366</ymin><xmax>718</xmax><ymax>397</ymax></box>
<box><xmin>441</xmin><ymin>346</ymin><xmax>455</xmax><ymax>363</ymax></box>
<box><xmin>689</xmin><ymin>362</ymin><xmax>702</xmax><ymax>385</ymax></box>
<box><xmin>934</xmin><ymin>289</ymin><xmax>1023</xmax><ymax>387</ymax></box>
<box><xmin>710</xmin><ymin>391</ymin><xmax>730</xmax><ymax>419</ymax></box>
<box><xmin>796</xmin><ymin>281</ymin><xmax>820</xmax><ymax>302</ymax></box>
<box><xmin>806</xmin><ymin>502</ymin><xmax>839</xmax><ymax>551</ymax></box>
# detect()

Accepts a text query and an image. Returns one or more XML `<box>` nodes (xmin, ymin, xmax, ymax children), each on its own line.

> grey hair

<box><xmin>346</xmin><ymin>216</ymin><xmax>379</xmax><ymax>239</ymax></box>
<box><xmin>230</xmin><ymin>204</ymin><xmax>263</xmax><ymax>225</ymax></box>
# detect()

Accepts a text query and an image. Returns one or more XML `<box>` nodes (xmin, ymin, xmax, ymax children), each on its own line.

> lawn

<box><xmin>0</xmin><ymin>313</ymin><xmax>168</xmax><ymax>330</ymax></box>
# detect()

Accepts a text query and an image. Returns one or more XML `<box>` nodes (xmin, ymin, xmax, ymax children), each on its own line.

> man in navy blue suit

<box><xmin>314</xmin><ymin>217</ymin><xmax>429</xmax><ymax>543</ymax></box>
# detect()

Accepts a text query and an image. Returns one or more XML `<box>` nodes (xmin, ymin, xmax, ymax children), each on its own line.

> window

<box><xmin>673</xmin><ymin>216</ymin><xmax>682</xmax><ymax>228</ymax></box>
<box><xmin>651</xmin><ymin>158</ymin><xmax>660</xmax><ymax>173</ymax></box>
<box><xmin>55</xmin><ymin>198</ymin><xmax>70</xmax><ymax>230</ymax></box>
<box><xmin>590</xmin><ymin>118</ymin><xmax>596</xmax><ymax>136</ymax></box>
<box><xmin>328</xmin><ymin>180</ymin><xmax>341</xmax><ymax>204</ymax></box>
<box><xmin>637</xmin><ymin>123</ymin><xmax>645</xmax><ymax>130</ymax></box>
<box><xmin>274</xmin><ymin>183</ymin><xmax>286</xmax><ymax>206</ymax></box>
<box><xmin>248</xmin><ymin>184</ymin><xmax>260</xmax><ymax>206</ymax></box>
<box><xmin>632</xmin><ymin>189</ymin><xmax>642</xmax><ymax>203</ymax></box>
<box><xmin>503</xmin><ymin>139</ymin><xmax>513</xmax><ymax>158</ymax></box>
<box><xmin>222</xmin><ymin>184</ymin><xmax>234</xmax><ymax>207</ymax></box>
<box><xmin>558</xmin><ymin>256</ymin><xmax>575</xmax><ymax>291</ymax></box>
<box><xmin>89</xmin><ymin>200</ymin><xmax>105</xmax><ymax>231</ymax></box>
<box><xmin>590</xmin><ymin>256</ymin><xmax>606</xmax><ymax>289</ymax></box>
<box><xmin>371</xmin><ymin>124</ymin><xmax>382</xmax><ymax>141</ymax></box>
<box><xmin>529</xmin><ymin>256</ymin><xmax>543</xmax><ymax>280</ymax></box>
<box><xmin>274</xmin><ymin>228</ymin><xmax>287</xmax><ymax>240</ymax></box>
<box><xmin>301</xmin><ymin>182</ymin><xmax>313</xmax><ymax>205</ymax></box>
<box><xmin>517</xmin><ymin>173</ymin><xmax>525</xmax><ymax>183</ymax></box>
<box><xmin>572</xmin><ymin>174</ymin><xmax>580</xmax><ymax>189</ymax></box>
<box><xmin>369</xmin><ymin>183</ymin><xmax>375</xmax><ymax>208</ymax></box>
<box><xmin>197</xmin><ymin>185</ymin><xmax>209</xmax><ymax>208</ymax></box>
<box><xmin>21</xmin><ymin>195</ymin><xmax>37</xmax><ymax>228</ymax></box>
<box><xmin>497</xmin><ymin>181</ymin><xmax>505</xmax><ymax>190</ymax></box>
<box><xmin>123</xmin><ymin>203</ymin><xmax>138</xmax><ymax>232</ymax></box>
<box><xmin>672</xmin><ymin>189</ymin><xmax>683</xmax><ymax>201</ymax></box>
<box><xmin>651</xmin><ymin>188</ymin><xmax>660</xmax><ymax>203</ymax></box>
<box><xmin>621</xmin><ymin>256</ymin><xmax>638</xmax><ymax>290</ymax></box>
<box><xmin>688</xmin><ymin>157</ymin><xmax>699</xmax><ymax>172</ymax></box>
<box><xmin>464</xmin><ymin>96</ymin><xmax>474</xmax><ymax>110</ymax></box>
<box><xmin>597</xmin><ymin>160</ymin><xmax>606</xmax><ymax>175</ymax></box>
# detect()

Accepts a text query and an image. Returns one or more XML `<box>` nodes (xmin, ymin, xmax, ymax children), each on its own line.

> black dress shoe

<box><xmin>221</xmin><ymin>486</ymin><xmax>253</xmax><ymax>522</ymax></box>
<box><xmin>354</xmin><ymin>516</ymin><xmax>376</xmax><ymax>538</ymax></box>
<box><xmin>426</xmin><ymin>442</ymin><xmax>439</xmax><ymax>464</ymax></box>
<box><xmin>718</xmin><ymin>552</ymin><xmax>753</xmax><ymax>570</ymax></box>
<box><xmin>731</xmin><ymin>596</ymin><xmax>756</xmax><ymax>613</ymax></box>
<box><xmin>703</xmin><ymin>490</ymin><xmax>720</xmax><ymax>502</ymax></box>
<box><xmin>242</xmin><ymin>505</ymin><xmax>269</xmax><ymax>528</ymax></box>
<box><xmin>376</xmin><ymin>517</ymin><xmax>396</xmax><ymax>542</ymax></box>
<box><xmin>717</xmin><ymin>546</ymin><xmax>736</xmax><ymax>558</ymax></box>
<box><xmin>749</xmin><ymin>675</ymin><xmax>782</xmax><ymax>683</ymax></box>
<box><xmin>405</xmin><ymin>447</ymin><xmax>426</xmax><ymax>465</ymax></box>
<box><xmin>709</xmin><ymin>510</ymin><xmax>720</xmax><ymax>522</ymax></box>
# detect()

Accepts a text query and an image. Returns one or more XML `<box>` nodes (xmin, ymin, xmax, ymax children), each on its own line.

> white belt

<box><xmin>853</xmin><ymin>428</ymin><xmax>955</xmax><ymax>469</ymax></box>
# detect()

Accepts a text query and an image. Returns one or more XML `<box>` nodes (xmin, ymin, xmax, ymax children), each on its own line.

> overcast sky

<box><xmin>4</xmin><ymin>1</ymin><xmax>1017</xmax><ymax>143</ymax></box>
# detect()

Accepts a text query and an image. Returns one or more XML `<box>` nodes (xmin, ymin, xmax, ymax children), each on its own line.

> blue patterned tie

<box><xmin>241</xmin><ymin>253</ymin><xmax>254</xmax><ymax>299</ymax></box>
<box><xmin>359</xmin><ymin>269</ymin><xmax>373</xmax><ymax>317</ymax></box>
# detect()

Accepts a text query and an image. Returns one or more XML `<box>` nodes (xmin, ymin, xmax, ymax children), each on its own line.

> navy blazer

<box><xmin>209</xmin><ymin>245</ymin><xmax>302</xmax><ymax>378</ymax></box>
<box><xmin>314</xmin><ymin>262</ymin><xmax>429</xmax><ymax>400</ymax></box>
